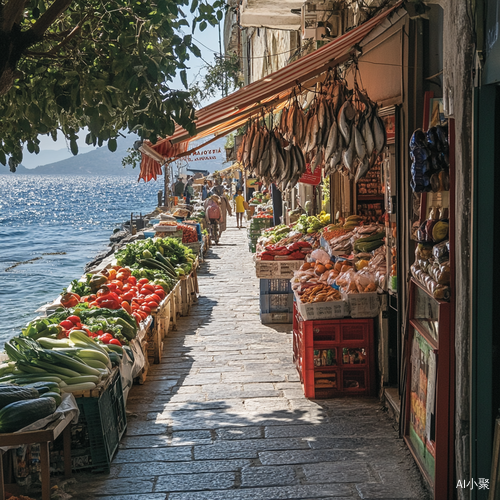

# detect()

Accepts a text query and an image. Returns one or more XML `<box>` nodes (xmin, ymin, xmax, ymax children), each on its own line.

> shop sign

<box><xmin>299</xmin><ymin>164</ymin><xmax>321</xmax><ymax>185</ymax></box>
<box><xmin>246</xmin><ymin>178</ymin><xmax>258</xmax><ymax>188</ymax></box>
<box><xmin>184</xmin><ymin>147</ymin><xmax>224</xmax><ymax>163</ymax></box>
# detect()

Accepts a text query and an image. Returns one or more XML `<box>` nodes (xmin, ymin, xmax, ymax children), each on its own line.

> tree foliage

<box><xmin>0</xmin><ymin>0</ymin><xmax>225</xmax><ymax>170</ymax></box>
<box><xmin>189</xmin><ymin>52</ymin><xmax>242</xmax><ymax>108</ymax></box>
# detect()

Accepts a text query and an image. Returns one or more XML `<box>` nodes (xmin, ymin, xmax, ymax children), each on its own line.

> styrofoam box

<box><xmin>294</xmin><ymin>291</ymin><xmax>348</xmax><ymax>320</ymax></box>
<box><xmin>344</xmin><ymin>291</ymin><xmax>380</xmax><ymax>318</ymax></box>
<box><xmin>255</xmin><ymin>259</ymin><xmax>303</xmax><ymax>279</ymax></box>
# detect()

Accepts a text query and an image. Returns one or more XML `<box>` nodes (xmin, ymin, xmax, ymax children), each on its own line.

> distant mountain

<box><xmin>18</xmin><ymin>136</ymin><xmax>137</xmax><ymax>176</ymax></box>
<box><xmin>15</xmin><ymin>135</ymin><xmax>231</xmax><ymax>176</ymax></box>
<box><xmin>21</xmin><ymin>145</ymin><xmax>95</xmax><ymax>169</ymax></box>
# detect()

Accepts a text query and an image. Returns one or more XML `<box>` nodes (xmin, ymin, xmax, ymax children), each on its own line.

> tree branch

<box><xmin>1</xmin><ymin>0</ymin><xmax>28</xmax><ymax>32</ymax></box>
<box><xmin>48</xmin><ymin>12</ymin><xmax>91</xmax><ymax>54</ymax></box>
<box><xmin>30</xmin><ymin>0</ymin><xmax>74</xmax><ymax>38</ymax></box>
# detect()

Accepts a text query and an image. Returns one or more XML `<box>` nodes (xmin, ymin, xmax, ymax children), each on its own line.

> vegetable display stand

<box><xmin>148</xmin><ymin>295</ymin><xmax>172</xmax><ymax>364</ymax></box>
<box><xmin>73</xmin><ymin>368</ymin><xmax>127</xmax><ymax>472</ymax></box>
<box><xmin>0</xmin><ymin>414</ymin><xmax>73</xmax><ymax>500</ymax></box>
<box><xmin>293</xmin><ymin>303</ymin><xmax>376</xmax><ymax>398</ymax></box>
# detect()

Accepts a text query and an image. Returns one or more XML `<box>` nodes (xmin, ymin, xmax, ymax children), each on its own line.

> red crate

<box><xmin>293</xmin><ymin>303</ymin><xmax>376</xmax><ymax>398</ymax></box>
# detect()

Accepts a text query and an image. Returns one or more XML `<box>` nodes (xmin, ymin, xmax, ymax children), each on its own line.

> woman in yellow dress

<box><xmin>234</xmin><ymin>189</ymin><xmax>245</xmax><ymax>229</ymax></box>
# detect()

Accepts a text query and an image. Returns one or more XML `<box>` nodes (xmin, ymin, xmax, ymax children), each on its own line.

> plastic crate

<box><xmin>260</xmin><ymin>293</ymin><xmax>293</xmax><ymax>313</ymax></box>
<box><xmin>183</xmin><ymin>221</ymin><xmax>202</xmax><ymax>241</ymax></box>
<box><xmin>293</xmin><ymin>303</ymin><xmax>375</xmax><ymax>398</ymax></box>
<box><xmin>260</xmin><ymin>279</ymin><xmax>292</xmax><ymax>294</ymax></box>
<box><xmin>75</xmin><ymin>369</ymin><xmax>127</xmax><ymax>471</ymax></box>
<box><xmin>260</xmin><ymin>311</ymin><xmax>293</xmax><ymax>324</ymax></box>
<box><xmin>250</xmin><ymin>218</ymin><xmax>272</xmax><ymax>229</ymax></box>
<box><xmin>255</xmin><ymin>259</ymin><xmax>303</xmax><ymax>279</ymax></box>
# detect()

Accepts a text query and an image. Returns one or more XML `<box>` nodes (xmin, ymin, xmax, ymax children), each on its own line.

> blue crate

<box><xmin>144</xmin><ymin>231</ymin><xmax>155</xmax><ymax>238</ymax></box>
<box><xmin>260</xmin><ymin>279</ymin><xmax>292</xmax><ymax>294</ymax></box>
<box><xmin>183</xmin><ymin>222</ymin><xmax>202</xmax><ymax>241</ymax></box>
<box><xmin>260</xmin><ymin>293</ymin><xmax>294</xmax><ymax>313</ymax></box>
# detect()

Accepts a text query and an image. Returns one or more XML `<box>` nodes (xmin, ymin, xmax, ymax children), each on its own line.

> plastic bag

<box><xmin>310</xmin><ymin>248</ymin><xmax>332</xmax><ymax>265</ymax></box>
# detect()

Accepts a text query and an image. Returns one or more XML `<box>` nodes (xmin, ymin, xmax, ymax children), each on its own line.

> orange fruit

<box><xmin>315</xmin><ymin>264</ymin><xmax>326</xmax><ymax>275</ymax></box>
<box><xmin>300</xmin><ymin>262</ymin><xmax>312</xmax><ymax>271</ymax></box>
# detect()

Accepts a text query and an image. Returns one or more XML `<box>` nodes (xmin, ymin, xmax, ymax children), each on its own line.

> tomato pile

<box><xmin>66</xmin><ymin>266</ymin><xmax>166</xmax><ymax>327</ymax></box>
<box><xmin>178</xmin><ymin>224</ymin><xmax>198</xmax><ymax>243</ymax></box>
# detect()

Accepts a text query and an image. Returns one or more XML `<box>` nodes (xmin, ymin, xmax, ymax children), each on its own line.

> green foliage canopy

<box><xmin>0</xmin><ymin>0</ymin><xmax>224</xmax><ymax>170</ymax></box>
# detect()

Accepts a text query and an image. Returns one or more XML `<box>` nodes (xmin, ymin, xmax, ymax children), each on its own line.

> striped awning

<box><xmin>139</xmin><ymin>2</ymin><xmax>403</xmax><ymax>179</ymax></box>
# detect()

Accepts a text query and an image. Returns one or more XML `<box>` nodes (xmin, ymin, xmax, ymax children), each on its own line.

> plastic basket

<box><xmin>75</xmin><ymin>369</ymin><xmax>127</xmax><ymax>471</ymax></box>
<box><xmin>260</xmin><ymin>279</ymin><xmax>292</xmax><ymax>294</ymax></box>
<box><xmin>260</xmin><ymin>293</ymin><xmax>293</xmax><ymax>313</ymax></box>
<box><xmin>260</xmin><ymin>311</ymin><xmax>293</xmax><ymax>324</ymax></box>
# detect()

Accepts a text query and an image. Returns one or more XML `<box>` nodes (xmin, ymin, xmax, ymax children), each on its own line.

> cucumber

<box><xmin>155</xmin><ymin>252</ymin><xmax>176</xmax><ymax>273</ymax></box>
<box><xmin>41</xmin><ymin>392</ymin><xmax>62</xmax><ymax>406</ymax></box>
<box><xmin>20</xmin><ymin>382</ymin><xmax>61</xmax><ymax>394</ymax></box>
<box><xmin>64</xmin><ymin>375</ymin><xmax>99</xmax><ymax>385</ymax></box>
<box><xmin>0</xmin><ymin>387</ymin><xmax>39</xmax><ymax>410</ymax></box>
<box><xmin>107</xmin><ymin>352</ymin><xmax>121</xmax><ymax>366</ymax></box>
<box><xmin>104</xmin><ymin>344</ymin><xmax>123</xmax><ymax>355</ymax></box>
<box><xmin>11</xmin><ymin>376</ymin><xmax>63</xmax><ymax>384</ymax></box>
<box><xmin>42</xmin><ymin>349</ymin><xmax>102</xmax><ymax>376</ymax></box>
<box><xmin>61</xmin><ymin>382</ymin><xmax>96</xmax><ymax>393</ymax></box>
<box><xmin>38</xmin><ymin>337</ymin><xmax>72</xmax><ymax>349</ymax></box>
<box><xmin>81</xmin><ymin>359</ymin><xmax>108</xmax><ymax>370</ymax></box>
<box><xmin>0</xmin><ymin>398</ymin><xmax>57</xmax><ymax>433</ymax></box>
<box><xmin>75</xmin><ymin>349</ymin><xmax>110</xmax><ymax>367</ymax></box>
<box><xmin>32</xmin><ymin>360</ymin><xmax>82</xmax><ymax>378</ymax></box>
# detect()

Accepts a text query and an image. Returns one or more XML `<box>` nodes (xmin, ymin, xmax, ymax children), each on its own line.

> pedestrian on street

<box><xmin>202</xmin><ymin>179</ymin><xmax>208</xmax><ymax>200</ymax></box>
<box><xmin>234</xmin><ymin>189</ymin><xmax>245</xmax><ymax>229</ymax></box>
<box><xmin>210</xmin><ymin>179</ymin><xmax>225</xmax><ymax>197</ymax></box>
<box><xmin>218</xmin><ymin>190</ymin><xmax>232</xmax><ymax>235</ymax></box>
<box><xmin>184</xmin><ymin>176</ymin><xmax>194</xmax><ymax>204</ymax></box>
<box><xmin>174</xmin><ymin>177</ymin><xmax>185</xmax><ymax>201</ymax></box>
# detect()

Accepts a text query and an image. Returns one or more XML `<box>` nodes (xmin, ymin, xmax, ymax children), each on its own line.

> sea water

<box><xmin>0</xmin><ymin>174</ymin><xmax>162</xmax><ymax>346</ymax></box>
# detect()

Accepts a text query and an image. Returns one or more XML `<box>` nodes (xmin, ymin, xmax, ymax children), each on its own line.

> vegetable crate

<box><xmin>260</xmin><ymin>293</ymin><xmax>293</xmax><ymax>314</ymax></box>
<box><xmin>73</xmin><ymin>369</ymin><xmax>127</xmax><ymax>472</ymax></box>
<box><xmin>293</xmin><ymin>303</ymin><xmax>376</xmax><ymax>399</ymax></box>
<box><xmin>148</xmin><ymin>296</ymin><xmax>172</xmax><ymax>364</ymax></box>
<box><xmin>260</xmin><ymin>311</ymin><xmax>293</xmax><ymax>324</ymax></box>
<box><xmin>255</xmin><ymin>259</ymin><xmax>303</xmax><ymax>279</ymax></box>
<box><xmin>250</xmin><ymin>218</ymin><xmax>272</xmax><ymax>229</ymax></box>
<box><xmin>260</xmin><ymin>279</ymin><xmax>292</xmax><ymax>294</ymax></box>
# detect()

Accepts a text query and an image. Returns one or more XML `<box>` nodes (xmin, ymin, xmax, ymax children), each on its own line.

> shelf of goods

<box><xmin>248</xmin><ymin>217</ymin><xmax>272</xmax><ymax>253</ymax></box>
<box><xmin>259</xmin><ymin>279</ymin><xmax>293</xmax><ymax>324</ymax></box>
<box><xmin>293</xmin><ymin>303</ymin><xmax>376</xmax><ymax>399</ymax></box>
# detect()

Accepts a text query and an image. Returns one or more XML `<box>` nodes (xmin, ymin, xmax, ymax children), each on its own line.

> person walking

<box><xmin>201</xmin><ymin>180</ymin><xmax>208</xmax><ymax>201</ymax></box>
<box><xmin>204</xmin><ymin>195</ymin><xmax>222</xmax><ymax>244</ymax></box>
<box><xmin>234</xmin><ymin>189</ymin><xmax>245</xmax><ymax>229</ymax></box>
<box><xmin>174</xmin><ymin>177</ymin><xmax>185</xmax><ymax>202</ymax></box>
<box><xmin>218</xmin><ymin>190</ymin><xmax>232</xmax><ymax>235</ymax></box>
<box><xmin>210</xmin><ymin>179</ymin><xmax>225</xmax><ymax>197</ymax></box>
<box><xmin>184</xmin><ymin>176</ymin><xmax>194</xmax><ymax>205</ymax></box>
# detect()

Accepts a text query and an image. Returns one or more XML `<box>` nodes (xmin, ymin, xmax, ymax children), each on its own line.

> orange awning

<box><xmin>139</xmin><ymin>2</ymin><xmax>403</xmax><ymax>180</ymax></box>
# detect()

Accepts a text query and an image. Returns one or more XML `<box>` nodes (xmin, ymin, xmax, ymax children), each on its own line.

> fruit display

<box><xmin>258</xmin><ymin>241</ymin><xmax>312</xmax><ymax>261</ymax></box>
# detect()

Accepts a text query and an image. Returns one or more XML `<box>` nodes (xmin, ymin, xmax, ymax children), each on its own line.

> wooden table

<box><xmin>0</xmin><ymin>415</ymin><xmax>73</xmax><ymax>500</ymax></box>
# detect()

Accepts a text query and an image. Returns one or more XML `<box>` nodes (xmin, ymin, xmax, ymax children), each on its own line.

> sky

<box><xmin>22</xmin><ymin>11</ymin><xmax>222</xmax><ymax>166</ymax></box>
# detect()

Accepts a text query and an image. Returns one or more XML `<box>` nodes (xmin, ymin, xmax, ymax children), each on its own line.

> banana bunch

<box><xmin>343</xmin><ymin>215</ymin><xmax>363</xmax><ymax>231</ymax></box>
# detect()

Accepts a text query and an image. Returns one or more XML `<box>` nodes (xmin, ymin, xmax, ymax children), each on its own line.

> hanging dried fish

<box><xmin>338</xmin><ymin>101</ymin><xmax>354</xmax><ymax>145</ymax></box>
<box><xmin>324</xmin><ymin>120</ymin><xmax>338</xmax><ymax>162</ymax></box>
<box><xmin>372</xmin><ymin>111</ymin><xmax>386</xmax><ymax>153</ymax></box>
<box><xmin>343</xmin><ymin>125</ymin><xmax>355</xmax><ymax>174</ymax></box>
<box><xmin>354</xmin><ymin>125</ymin><xmax>367</xmax><ymax>162</ymax></box>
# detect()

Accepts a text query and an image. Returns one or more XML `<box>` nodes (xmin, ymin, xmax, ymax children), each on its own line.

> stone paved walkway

<box><xmin>77</xmin><ymin>217</ymin><xmax>429</xmax><ymax>500</ymax></box>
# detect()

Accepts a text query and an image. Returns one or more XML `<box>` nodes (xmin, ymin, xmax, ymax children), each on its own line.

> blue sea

<box><xmin>0</xmin><ymin>174</ymin><xmax>162</xmax><ymax>346</ymax></box>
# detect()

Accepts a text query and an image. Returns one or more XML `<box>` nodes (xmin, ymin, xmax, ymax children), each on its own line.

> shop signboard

<box><xmin>299</xmin><ymin>164</ymin><xmax>321</xmax><ymax>185</ymax></box>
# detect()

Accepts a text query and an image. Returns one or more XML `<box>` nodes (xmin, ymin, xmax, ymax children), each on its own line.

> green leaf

<box><xmin>0</xmin><ymin>150</ymin><xmax>5</xmax><ymax>166</ymax></box>
<box><xmin>190</xmin><ymin>44</ymin><xmax>201</xmax><ymax>57</ymax></box>
<box><xmin>216</xmin><ymin>10</ymin><xmax>223</xmax><ymax>21</ymax></box>
<box><xmin>108</xmin><ymin>138</ymin><xmax>117</xmax><ymax>152</ymax></box>
<box><xmin>180</xmin><ymin>69</ymin><xmax>188</xmax><ymax>88</ymax></box>
<box><xmin>70</xmin><ymin>138</ymin><xmax>78</xmax><ymax>156</ymax></box>
<box><xmin>190</xmin><ymin>0</ymin><xmax>199</xmax><ymax>13</ymax></box>
<box><xmin>199</xmin><ymin>21</ymin><xmax>207</xmax><ymax>31</ymax></box>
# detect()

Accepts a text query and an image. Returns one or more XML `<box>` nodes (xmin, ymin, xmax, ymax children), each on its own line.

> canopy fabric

<box><xmin>139</xmin><ymin>2</ymin><xmax>402</xmax><ymax>180</ymax></box>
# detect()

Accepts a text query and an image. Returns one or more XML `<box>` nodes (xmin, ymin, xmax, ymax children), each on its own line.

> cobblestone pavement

<box><xmin>76</xmin><ymin>217</ymin><xmax>429</xmax><ymax>500</ymax></box>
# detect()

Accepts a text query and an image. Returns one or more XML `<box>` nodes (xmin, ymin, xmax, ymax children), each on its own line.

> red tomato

<box><xmin>67</xmin><ymin>315</ymin><xmax>81</xmax><ymax>325</ymax></box>
<box><xmin>99</xmin><ymin>333</ymin><xmax>113</xmax><ymax>344</ymax></box>
<box><xmin>89</xmin><ymin>301</ymin><xmax>99</xmax><ymax>308</ymax></box>
<box><xmin>122</xmin><ymin>292</ymin><xmax>135</xmax><ymax>302</ymax></box>
<box><xmin>147</xmin><ymin>301</ymin><xmax>159</xmax><ymax>309</ymax></box>
<box><xmin>142</xmin><ymin>284</ymin><xmax>155</xmax><ymax>293</ymax></box>
<box><xmin>146</xmin><ymin>294</ymin><xmax>161</xmax><ymax>303</ymax></box>
<box><xmin>138</xmin><ymin>278</ymin><xmax>149</xmax><ymax>285</ymax></box>
<box><xmin>132</xmin><ymin>312</ymin><xmax>141</xmax><ymax>325</ymax></box>
<box><xmin>122</xmin><ymin>284</ymin><xmax>131</xmax><ymax>292</ymax></box>
<box><xmin>137</xmin><ymin>310</ymin><xmax>148</xmax><ymax>320</ymax></box>
<box><xmin>140</xmin><ymin>305</ymin><xmax>151</xmax><ymax>314</ymax></box>
<box><xmin>127</xmin><ymin>276</ymin><xmax>137</xmax><ymax>285</ymax></box>
<box><xmin>132</xmin><ymin>298</ymin><xmax>145</xmax><ymax>305</ymax></box>
<box><xmin>109</xmin><ymin>338</ymin><xmax>122</xmax><ymax>346</ymax></box>
<box><xmin>107</xmin><ymin>283</ymin><xmax>118</xmax><ymax>292</ymax></box>
<box><xmin>154</xmin><ymin>290</ymin><xmax>166</xmax><ymax>300</ymax></box>
<box><xmin>60</xmin><ymin>320</ymin><xmax>74</xmax><ymax>330</ymax></box>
